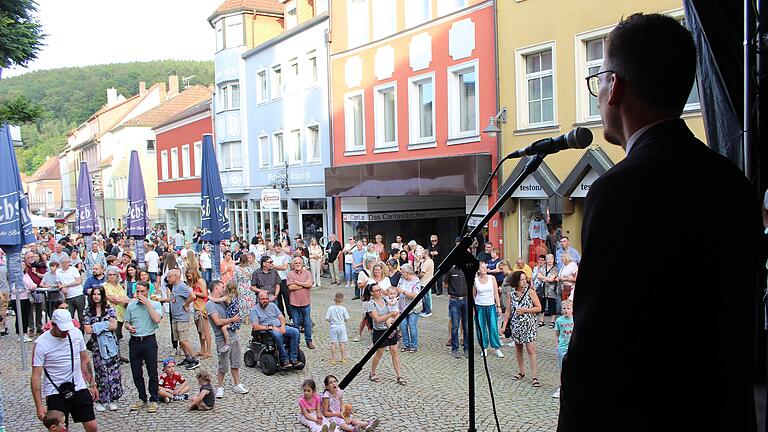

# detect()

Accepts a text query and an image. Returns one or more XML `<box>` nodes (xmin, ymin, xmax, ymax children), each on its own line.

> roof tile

<box><xmin>122</xmin><ymin>86</ymin><xmax>212</xmax><ymax>128</ymax></box>
<box><xmin>210</xmin><ymin>0</ymin><xmax>283</xmax><ymax>20</ymax></box>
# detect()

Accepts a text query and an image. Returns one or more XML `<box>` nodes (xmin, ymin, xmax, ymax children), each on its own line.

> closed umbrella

<box><xmin>200</xmin><ymin>134</ymin><xmax>230</xmax><ymax>280</ymax></box>
<box><xmin>125</xmin><ymin>151</ymin><xmax>149</xmax><ymax>267</ymax></box>
<box><xmin>75</xmin><ymin>161</ymin><xmax>99</xmax><ymax>252</ymax></box>
<box><xmin>0</xmin><ymin>123</ymin><xmax>36</xmax><ymax>369</ymax></box>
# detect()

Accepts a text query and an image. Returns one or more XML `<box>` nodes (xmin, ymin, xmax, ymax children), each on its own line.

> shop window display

<box><xmin>519</xmin><ymin>199</ymin><xmax>561</xmax><ymax>267</ymax></box>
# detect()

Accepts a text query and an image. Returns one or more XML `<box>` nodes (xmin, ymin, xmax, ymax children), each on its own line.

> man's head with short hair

<box><xmin>258</xmin><ymin>290</ymin><xmax>270</xmax><ymax>308</ymax></box>
<box><xmin>560</xmin><ymin>237</ymin><xmax>570</xmax><ymax>249</ymax></box>
<box><xmin>599</xmin><ymin>14</ymin><xmax>696</xmax><ymax>145</ymax></box>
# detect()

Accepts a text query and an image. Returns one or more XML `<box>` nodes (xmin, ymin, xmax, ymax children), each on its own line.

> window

<box><xmin>219</xmin><ymin>82</ymin><xmax>240</xmax><ymax>110</ymax></box>
<box><xmin>170</xmin><ymin>148</ymin><xmax>179</xmax><ymax>179</ymax></box>
<box><xmin>315</xmin><ymin>0</ymin><xmax>328</xmax><ymax>14</ymax></box>
<box><xmin>408</xmin><ymin>73</ymin><xmax>435</xmax><ymax>145</ymax></box>
<box><xmin>344</xmin><ymin>91</ymin><xmax>365</xmax><ymax>152</ymax></box>
<box><xmin>146</xmin><ymin>139</ymin><xmax>156</xmax><ymax>153</ymax></box>
<box><xmin>182</xmin><ymin>145</ymin><xmax>190</xmax><ymax>178</ymax></box>
<box><xmin>347</xmin><ymin>0</ymin><xmax>369</xmax><ymax>48</ymax></box>
<box><xmin>576</xmin><ymin>29</ymin><xmax>610</xmax><ymax>122</ymax></box>
<box><xmin>372</xmin><ymin>0</ymin><xmax>396</xmax><ymax>40</ymax></box>
<box><xmin>285</xmin><ymin>0</ymin><xmax>298</xmax><ymax>29</ymax></box>
<box><xmin>194</xmin><ymin>141</ymin><xmax>202</xmax><ymax>176</ymax></box>
<box><xmin>259</xmin><ymin>135</ymin><xmax>270</xmax><ymax>168</ymax></box>
<box><xmin>220</xmin><ymin>141</ymin><xmax>243</xmax><ymax>170</ymax></box>
<box><xmin>307</xmin><ymin>52</ymin><xmax>317</xmax><ymax>85</ymax></box>
<box><xmin>437</xmin><ymin>0</ymin><xmax>467</xmax><ymax>15</ymax></box>
<box><xmin>160</xmin><ymin>151</ymin><xmax>168</xmax><ymax>180</ymax></box>
<box><xmin>272</xmin><ymin>65</ymin><xmax>283</xmax><ymax>99</ymax></box>
<box><xmin>448</xmin><ymin>60</ymin><xmax>478</xmax><ymax>138</ymax></box>
<box><xmin>678</xmin><ymin>16</ymin><xmax>700</xmax><ymax>110</ymax></box>
<box><xmin>307</xmin><ymin>125</ymin><xmax>320</xmax><ymax>162</ymax></box>
<box><xmin>516</xmin><ymin>43</ymin><xmax>556</xmax><ymax>128</ymax></box>
<box><xmin>288</xmin><ymin>58</ymin><xmax>299</xmax><ymax>93</ymax></box>
<box><xmin>289</xmin><ymin>129</ymin><xmax>302</xmax><ymax>164</ymax></box>
<box><xmin>374</xmin><ymin>82</ymin><xmax>397</xmax><ymax>149</ymax></box>
<box><xmin>257</xmin><ymin>70</ymin><xmax>268</xmax><ymax>103</ymax></box>
<box><xmin>585</xmin><ymin>38</ymin><xmax>605</xmax><ymax>118</ymax></box>
<box><xmin>405</xmin><ymin>0</ymin><xmax>430</xmax><ymax>28</ymax></box>
<box><xmin>273</xmin><ymin>132</ymin><xmax>285</xmax><ymax>165</ymax></box>
<box><xmin>224</xmin><ymin>15</ymin><xmax>244</xmax><ymax>48</ymax></box>
<box><xmin>215</xmin><ymin>20</ymin><xmax>224</xmax><ymax>51</ymax></box>
<box><xmin>46</xmin><ymin>191</ymin><xmax>53</xmax><ymax>205</ymax></box>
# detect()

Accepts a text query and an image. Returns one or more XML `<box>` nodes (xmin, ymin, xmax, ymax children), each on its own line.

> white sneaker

<box><xmin>215</xmin><ymin>387</ymin><xmax>224</xmax><ymax>398</ymax></box>
<box><xmin>494</xmin><ymin>349</ymin><xmax>505</xmax><ymax>358</ymax></box>
<box><xmin>482</xmin><ymin>348</ymin><xmax>487</xmax><ymax>357</ymax></box>
<box><xmin>419</xmin><ymin>312</ymin><xmax>432</xmax><ymax>318</ymax></box>
<box><xmin>108</xmin><ymin>402</ymin><xmax>118</xmax><ymax>411</ymax></box>
<box><xmin>94</xmin><ymin>402</ymin><xmax>106</xmax><ymax>412</ymax></box>
<box><xmin>232</xmin><ymin>383</ymin><xmax>249</xmax><ymax>394</ymax></box>
<box><xmin>552</xmin><ymin>387</ymin><xmax>561</xmax><ymax>398</ymax></box>
<box><xmin>23</xmin><ymin>334</ymin><xmax>32</xmax><ymax>342</ymax></box>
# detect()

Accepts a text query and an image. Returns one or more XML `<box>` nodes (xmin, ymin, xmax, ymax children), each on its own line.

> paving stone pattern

<box><xmin>1</xmin><ymin>284</ymin><xmax>561</xmax><ymax>431</ymax></box>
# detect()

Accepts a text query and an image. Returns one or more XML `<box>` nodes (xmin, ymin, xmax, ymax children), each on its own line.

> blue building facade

<box><xmin>240</xmin><ymin>14</ymin><xmax>332</xmax><ymax>243</ymax></box>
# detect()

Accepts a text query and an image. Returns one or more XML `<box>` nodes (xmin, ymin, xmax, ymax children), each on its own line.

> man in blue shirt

<box><xmin>82</xmin><ymin>264</ymin><xmax>106</xmax><ymax>296</ymax></box>
<box><xmin>555</xmin><ymin>236</ymin><xmax>581</xmax><ymax>270</ymax></box>
<box><xmin>124</xmin><ymin>282</ymin><xmax>163</xmax><ymax>413</ymax></box>
<box><xmin>250</xmin><ymin>291</ymin><xmax>301</xmax><ymax>369</ymax></box>
<box><xmin>166</xmin><ymin>269</ymin><xmax>199</xmax><ymax>370</ymax></box>
<box><xmin>350</xmin><ymin>241</ymin><xmax>366</xmax><ymax>300</ymax></box>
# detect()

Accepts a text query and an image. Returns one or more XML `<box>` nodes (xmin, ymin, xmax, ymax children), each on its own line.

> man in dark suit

<box><xmin>558</xmin><ymin>14</ymin><xmax>761</xmax><ymax>431</ymax></box>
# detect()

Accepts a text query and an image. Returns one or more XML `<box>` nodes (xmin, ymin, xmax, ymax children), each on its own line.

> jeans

<box><xmin>400</xmin><ymin>312</ymin><xmax>419</xmax><ymax>350</ymax></box>
<box><xmin>344</xmin><ymin>263</ymin><xmax>352</xmax><ymax>283</ymax></box>
<box><xmin>202</xmin><ymin>269</ymin><xmax>212</xmax><ymax>289</ymax></box>
<box><xmin>476</xmin><ymin>304</ymin><xmax>501</xmax><ymax>349</ymax></box>
<box><xmin>148</xmin><ymin>272</ymin><xmax>157</xmax><ymax>284</ymax></box>
<box><xmin>290</xmin><ymin>305</ymin><xmax>313</xmax><ymax>343</ymax></box>
<box><xmin>128</xmin><ymin>335</ymin><xmax>159</xmax><ymax>402</ymax></box>
<box><xmin>271</xmin><ymin>326</ymin><xmax>300</xmax><ymax>363</ymax></box>
<box><xmin>420</xmin><ymin>289</ymin><xmax>432</xmax><ymax>315</ymax></box>
<box><xmin>351</xmin><ymin>270</ymin><xmax>360</xmax><ymax>297</ymax></box>
<box><xmin>449</xmin><ymin>298</ymin><xmax>468</xmax><ymax>353</ymax></box>
<box><xmin>67</xmin><ymin>294</ymin><xmax>86</xmax><ymax>323</ymax></box>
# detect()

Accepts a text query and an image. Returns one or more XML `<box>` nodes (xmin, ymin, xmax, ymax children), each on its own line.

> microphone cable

<box><xmin>473</xmin><ymin>301</ymin><xmax>503</xmax><ymax>432</ymax></box>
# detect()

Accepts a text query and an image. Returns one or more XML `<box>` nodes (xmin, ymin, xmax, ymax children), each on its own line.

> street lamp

<box><xmin>482</xmin><ymin>107</ymin><xmax>507</xmax><ymax>137</ymax></box>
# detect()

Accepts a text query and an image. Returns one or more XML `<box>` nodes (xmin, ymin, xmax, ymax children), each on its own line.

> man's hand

<box><xmin>89</xmin><ymin>385</ymin><xmax>99</xmax><ymax>401</ymax></box>
<box><xmin>230</xmin><ymin>315</ymin><xmax>241</xmax><ymax>324</ymax></box>
<box><xmin>126</xmin><ymin>324</ymin><xmax>137</xmax><ymax>334</ymax></box>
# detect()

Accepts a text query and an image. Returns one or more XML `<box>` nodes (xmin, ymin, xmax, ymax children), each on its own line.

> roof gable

<box><xmin>556</xmin><ymin>148</ymin><xmax>615</xmax><ymax>197</ymax></box>
<box><xmin>209</xmin><ymin>0</ymin><xmax>283</xmax><ymax>22</ymax></box>
<box><xmin>121</xmin><ymin>86</ymin><xmax>212</xmax><ymax>128</ymax></box>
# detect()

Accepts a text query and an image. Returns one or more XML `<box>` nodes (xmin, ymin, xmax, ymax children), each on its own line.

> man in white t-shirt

<box><xmin>31</xmin><ymin>309</ymin><xmax>98</xmax><ymax>431</ymax></box>
<box><xmin>342</xmin><ymin>237</ymin><xmax>356</xmax><ymax>288</ymax></box>
<box><xmin>58</xmin><ymin>257</ymin><xmax>85</xmax><ymax>322</ymax></box>
<box><xmin>271</xmin><ymin>244</ymin><xmax>292</xmax><ymax>319</ymax></box>
<box><xmin>144</xmin><ymin>243</ymin><xmax>160</xmax><ymax>283</ymax></box>
<box><xmin>173</xmin><ymin>230</ymin><xmax>184</xmax><ymax>252</ymax></box>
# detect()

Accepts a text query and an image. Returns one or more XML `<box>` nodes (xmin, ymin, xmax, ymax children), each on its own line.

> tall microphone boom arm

<box><xmin>339</xmin><ymin>154</ymin><xmax>547</xmax><ymax>432</ymax></box>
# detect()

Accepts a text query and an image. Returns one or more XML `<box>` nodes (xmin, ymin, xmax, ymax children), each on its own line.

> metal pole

<box><xmin>744</xmin><ymin>0</ymin><xmax>755</xmax><ymax>179</ymax></box>
<box><xmin>13</xmin><ymin>283</ymin><xmax>27</xmax><ymax>370</ymax></box>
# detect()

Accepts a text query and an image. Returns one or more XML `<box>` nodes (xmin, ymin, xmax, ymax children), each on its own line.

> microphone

<box><xmin>507</xmin><ymin>127</ymin><xmax>593</xmax><ymax>158</ymax></box>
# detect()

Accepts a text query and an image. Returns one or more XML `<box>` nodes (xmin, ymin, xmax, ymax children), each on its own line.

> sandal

<box><xmin>532</xmin><ymin>377</ymin><xmax>541</xmax><ymax>387</ymax></box>
<box><xmin>368</xmin><ymin>372</ymin><xmax>381</xmax><ymax>383</ymax></box>
<box><xmin>396</xmin><ymin>376</ymin><xmax>407</xmax><ymax>385</ymax></box>
<box><xmin>512</xmin><ymin>372</ymin><xmax>525</xmax><ymax>381</ymax></box>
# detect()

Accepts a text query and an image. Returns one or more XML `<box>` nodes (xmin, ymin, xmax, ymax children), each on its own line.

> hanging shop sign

<box><xmin>260</xmin><ymin>188</ymin><xmax>281</xmax><ymax>210</ymax></box>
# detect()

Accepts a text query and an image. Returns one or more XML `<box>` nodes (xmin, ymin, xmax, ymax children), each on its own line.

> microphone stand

<box><xmin>339</xmin><ymin>154</ymin><xmax>546</xmax><ymax>432</ymax></box>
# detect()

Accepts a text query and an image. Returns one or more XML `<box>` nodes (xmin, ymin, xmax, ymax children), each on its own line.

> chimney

<box><xmin>139</xmin><ymin>81</ymin><xmax>147</xmax><ymax>96</ymax></box>
<box><xmin>106</xmin><ymin>88</ymin><xmax>118</xmax><ymax>106</ymax></box>
<box><xmin>168</xmin><ymin>74</ymin><xmax>179</xmax><ymax>99</ymax></box>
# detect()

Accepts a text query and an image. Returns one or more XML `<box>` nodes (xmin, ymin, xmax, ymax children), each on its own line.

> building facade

<box><xmin>154</xmin><ymin>99</ymin><xmax>213</xmax><ymax>240</ymax></box>
<box><xmin>496</xmin><ymin>0</ymin><xmax>705</xmax><ymax>264</ymax></box>
<box><xmin>26</xmin><ymin>157</ymin><xmax>61</xmax><ymax>217</ymax></box>
<box><xmin>240</xmin><ymin>13</ymin><xmax>332</xmax><ymax>244</ymax></box>
<box><xmin>325</xmin><ymin>0</ymin><xmax>501</xmax><ymax>248</ymax></box>
<box><xmin>208</xmin><ymin>0</ymin><xmax>286</xmax><ymax>239</ymax></box>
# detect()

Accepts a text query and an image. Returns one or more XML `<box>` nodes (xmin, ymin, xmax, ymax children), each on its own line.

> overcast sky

<box><xmin>4</xmin><ymin>0</ymin><xmax>222</xmax><ymax>78</ymax></box>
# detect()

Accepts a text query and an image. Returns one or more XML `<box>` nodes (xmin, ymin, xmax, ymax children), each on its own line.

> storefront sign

<box><xmin>91</xmin><ymin>172</ymin><xmax>102</xmax><ymax>198</ymax></box>
<box><xmin>343</xmin><ymin>208</ymin><xmax>465</xmax><ymax>222</ymax></box>
<box><xmin>261</xmin><ymin>188</ymin><xmax>281</xmax><ymax>210</ymax></box>
<box><xmin>570</xmin><ymin>169</ymin><xmax>600</xmax><ymax>198</ymax></box>
<box><xmin>511</xmin><ymin>176</ymin><xmax>548</xmax><ymax>199</ymax></box>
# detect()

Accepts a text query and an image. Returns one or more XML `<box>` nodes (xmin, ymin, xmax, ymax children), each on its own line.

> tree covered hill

<box><xmin>0</xmin><ymin>59</ymin><xmax>214</xmax><ymax>174</ymax></box>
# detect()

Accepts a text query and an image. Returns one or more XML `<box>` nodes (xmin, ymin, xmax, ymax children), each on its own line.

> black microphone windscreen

<box><xmin>566</xmin><ymin>127</ymin><xmax>593</xmax><ymax>149</ymax></box>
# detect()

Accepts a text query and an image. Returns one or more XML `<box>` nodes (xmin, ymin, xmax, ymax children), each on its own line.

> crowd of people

<box><xmin>1</xmin><ymin>225</ymin><xmax>581</xmax><ymax>431</ymax></box>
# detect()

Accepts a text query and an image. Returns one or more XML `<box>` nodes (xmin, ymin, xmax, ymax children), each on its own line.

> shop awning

<box><xmin>499</xmin><ymin>156</ymin><xmax>574</xmax><ymax>214</ymax></box>
<box><xmin>556</xmin><ymin>148</ymin><xmax>614</xmax><ymax>198</ymax></box>
<box><xmin>325</xmin><ymin>154</ymin><xmax>492</xmax><ymax>197</ymax></box>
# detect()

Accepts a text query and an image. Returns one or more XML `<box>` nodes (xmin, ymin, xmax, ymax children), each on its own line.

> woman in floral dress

<box><xmin>83</xmin><ymin>286</ymin><xmax>123</xmax><ymax>412</ymax></box>
<box><xmin>233</xmin><ymin>252</ymin><xmax>258</xmax><ymax>322</ymax></box>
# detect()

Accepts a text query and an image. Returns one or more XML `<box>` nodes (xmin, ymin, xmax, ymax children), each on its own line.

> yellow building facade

<box><xmin>496</xmin><ymin>0</ymin><xmax>705</xmax><ymax>263</ymax></box>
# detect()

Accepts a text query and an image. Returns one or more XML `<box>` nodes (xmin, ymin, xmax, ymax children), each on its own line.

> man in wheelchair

<box><xmin>250</xmin><ymin>291</ymin><xmax>303</xmax><ymax>369</ymax></box>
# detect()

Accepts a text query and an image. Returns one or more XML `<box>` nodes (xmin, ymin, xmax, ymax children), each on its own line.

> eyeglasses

<box><xmin>585</xmin><ymin>70</ymin><xmax>615</xmax><ymax>97</ymax></box>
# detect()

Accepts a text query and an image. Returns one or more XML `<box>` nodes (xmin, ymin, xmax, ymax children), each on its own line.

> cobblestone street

<box><xmin>1</xmin><ymin>281</ymin><xmax>561</xmax><ymax>431</ymax></box>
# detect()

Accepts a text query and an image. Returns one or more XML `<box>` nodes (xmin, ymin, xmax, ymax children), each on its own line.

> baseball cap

<box><xmin>163</xmin><ymin>357</ymin><xmax>176</xmax><ymax>368</ymax></box>
<box><xmin>51</xmin><ymin>309</ymin><xmax>75</xmax><ymax>331</ymax></box>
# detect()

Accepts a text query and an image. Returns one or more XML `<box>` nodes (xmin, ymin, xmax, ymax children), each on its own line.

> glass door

<box><xmin>300</xmin><ymin>212</ymin><xmax>325</xmax><ymax>243</ymax></box>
